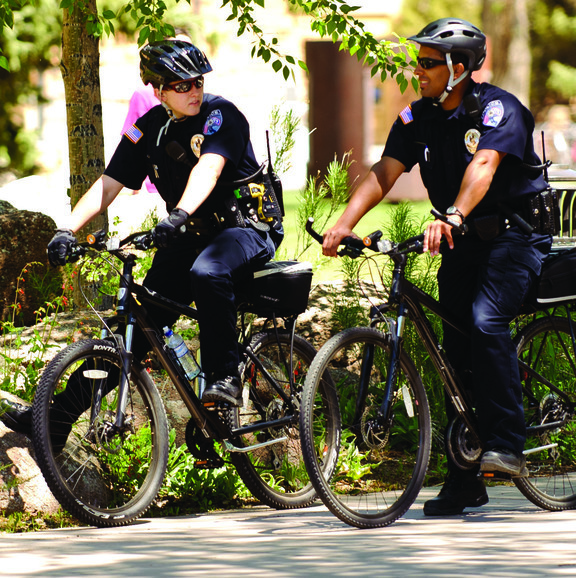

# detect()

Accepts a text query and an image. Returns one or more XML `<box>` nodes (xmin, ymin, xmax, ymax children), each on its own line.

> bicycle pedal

<box><xmin>194</xmin><ymin>457</ymin><xmax>224</xmax><ymax>469</ymax></box>
<box><xmin>203</xmin><ymin>400</ymin><xmax>230</xmax><ymax>412</ymax></box>
<box><xmin>480</xmin><ymin>471</ymin><xmax>512</xmax><ymax>482</ymax></box>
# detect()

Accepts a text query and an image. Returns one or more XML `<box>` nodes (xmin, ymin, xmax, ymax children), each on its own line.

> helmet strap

<box><xmin>437</xmin><ymin>54</ymin><xmax>470</xmax><ymax>104</ymax></box>
<box><xmin>158</xmin><ymin>85</ymin><xmax>188</xmax><ymax>123</ymax></box>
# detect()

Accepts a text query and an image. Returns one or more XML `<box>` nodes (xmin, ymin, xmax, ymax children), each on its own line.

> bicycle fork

<box><xmin>354</xmin><ymin>304</ymin><xmax>409</xmax><ymax>434</ymax></box>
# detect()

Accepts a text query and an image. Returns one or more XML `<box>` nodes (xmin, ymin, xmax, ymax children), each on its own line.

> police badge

<box><xmin>191</xmin><ymin>134</ymin><xmax>204</xmax><ymax>158</ymax></box>
<box><xmin>465</xmin><ymin>129</ymin><xmax>481</xmax><ymax>154</ymax></box>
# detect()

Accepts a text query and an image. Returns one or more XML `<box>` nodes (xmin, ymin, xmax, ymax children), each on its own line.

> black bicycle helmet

<box><xmin>140</xmin><ymin>39</ymin><xmax>213</xmax><ymax>87</ymax></box>
<box><xmin>409</xmin><ymin>18</ymin><xmax>486</xmax><ymax>71</ymax></box>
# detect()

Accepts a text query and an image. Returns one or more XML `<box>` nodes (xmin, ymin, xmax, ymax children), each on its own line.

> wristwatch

<box><xmin>446</xmin><ymin>206</ymin><xmax>465</xmax><ymax>221</ymax></box>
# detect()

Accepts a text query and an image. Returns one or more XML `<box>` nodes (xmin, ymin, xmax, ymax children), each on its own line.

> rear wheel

<box><xmin>300</xmin><ymin>327</ymin><xmax>431</xmax><ymax>528</ymax></box>
<box><xmin>514</xmin><ymin>315</ymin><xmax>576</xmax><ymax>510</ymax></box>
<box><xmin>32</xmin><ymin>339</ymin><xmax>169</xmax><ymax>527</ymax></box>
<box><xmin>228</xmin><ymin>331</ymin><xmax>334</xmax><ymax>509</ymax></box>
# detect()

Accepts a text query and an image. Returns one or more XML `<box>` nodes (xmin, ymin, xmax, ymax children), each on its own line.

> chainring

<box><xmin>446</xmin><ymin>416</ymin><xmax>482</xmax><ymax>470</ymax></box>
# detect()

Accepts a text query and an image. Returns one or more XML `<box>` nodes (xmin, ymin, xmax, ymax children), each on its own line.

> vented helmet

<box><xmin>409</xmin><ymin>18</ymin><xmax>486</xmax><ymax>71</ymax></box>
<box><xmin>140</xmin><ymin>40</ymin><xmax>213</xmax><ymax>87</ymax></box>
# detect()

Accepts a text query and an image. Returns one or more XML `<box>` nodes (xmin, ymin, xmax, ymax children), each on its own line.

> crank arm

<box><xmin>223</xmin><ymin>436</ymin><xmax>288</xmax><ymax>453</ymax></box>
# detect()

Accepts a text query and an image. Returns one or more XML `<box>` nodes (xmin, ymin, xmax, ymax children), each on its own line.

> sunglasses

<box><xmin>164</xmin><ymin>77</ymin><xmax>204</xmax><ymax>93</ymax></box>
<box><xmin>416</xmin><ymin>57</ymin><xmax>447</xmax><ymax>70</ymax></box>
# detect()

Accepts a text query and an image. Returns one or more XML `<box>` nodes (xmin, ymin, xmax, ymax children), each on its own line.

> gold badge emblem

<box><xmin>465</xmin><ymin>129</ymin><xmax>481</xmax><ymax>154</ymax></box>
<box><xmin>191</xmin><ymin>134</ymin><xmax>204</xmax><ymax>158</ymax></box>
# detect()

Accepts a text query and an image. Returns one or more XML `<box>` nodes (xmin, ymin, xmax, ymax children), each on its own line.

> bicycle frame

<box><xmin>94</xmin><ymin>240</ymin><xmax>301</xmax><ymax>451</ymax></box>
<box><xmin>367</xmin><ymin>249</ymin><xmax>481</xmax><ymax>440</ymax></box>
<box><xmin>367</xmin><ymin>246</ymin><xmax>576</xmax><ymax>449</ymax></box>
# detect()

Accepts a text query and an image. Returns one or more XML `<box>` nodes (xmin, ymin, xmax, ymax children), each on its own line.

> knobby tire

<box><xmin>32</xmin><ymin>339</ymin><xmax>169</xmax><ymax>527</ymax></box>
<box><xmin>514</xmin><ymin>316</ymin><xmax>576</xmax><ymax>510</ymax></box>
<box><xmin>300</xmin><ymin>327</ymin><xmax>431</xmax><ymax>529</ymax></box>
<box><xmin>228</xmin><ymin>331</ymin><xmax>336</xmax><ymax>509</ymax></box>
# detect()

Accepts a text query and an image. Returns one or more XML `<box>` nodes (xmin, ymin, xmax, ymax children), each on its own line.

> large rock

<box><xmin>0</xmin><ymin>202</ymin><xmax>61</xmax><ymax>326</ymax></box>
<box><xmin>0</xmin><ymin>393</ymin><xmax>60</xmax><ymax>516</ymax></box>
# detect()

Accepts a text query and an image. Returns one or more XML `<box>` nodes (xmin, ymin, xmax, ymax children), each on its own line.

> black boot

<box><xmin>0</xmin><ymin>399</ymin><xmax>72</xmax><ymax>453</ymax></box>
<box><xmin>0</xmin><ymin>399</ymin><xmax>32</xmax><ymax>436</ymax></box>
<box><xmin>423</xmin><ymin>472</ymin><xmax>488</xmax><ymax>516</ymax></box>
<box><xmin>202</xmin><ymin>375</ymin><xmax>242</xmax><ymax>407</ymax></box>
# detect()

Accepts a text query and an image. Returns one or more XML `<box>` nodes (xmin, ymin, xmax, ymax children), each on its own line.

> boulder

<box><xmin>0</xmin><ymin>202</ymin><xmax>61</xmax><ymax>326</ymax></box>
<box><xmin>0</xmin><ymin>392</ymin><xmax>60</xmax><ymax>516</ymax></box>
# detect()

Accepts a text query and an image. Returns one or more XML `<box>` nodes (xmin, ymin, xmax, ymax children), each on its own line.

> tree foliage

<box><xmin>0</xmin><ymin>0</ymin><xmax>62</xmax><ymax>176</ymax></box>
<box><xmin>1</xmin><ymin>0</ymin><xmax>418</xmax><ymax>87</ymax></box>
<box><xmin>0</xmin><ymin>0</ymin><xmax>420</xmax><ymax>177</ymax></box>
<box><xmin>530</xmin><ymin>0</ymin><xmax>576</xmax><ymax>115</ymax></box>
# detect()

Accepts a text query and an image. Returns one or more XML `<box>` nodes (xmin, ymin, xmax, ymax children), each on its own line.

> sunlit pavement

<box><xmin>1</xmin><ymin>486</ymin><xmax>575</xmax><ymax>577</ymax></box>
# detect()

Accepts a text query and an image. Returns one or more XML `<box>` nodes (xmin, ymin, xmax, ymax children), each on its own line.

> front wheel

<box><xmin>300</xmin><ymin>327</ymin><xmax>431</xmax><ymax>529</ymax></box>
<box><xmin>32</xmin><ymin>339</ymin><xmax>170</xmax><ymax>527</ymax></box>
<box><xmin>228</xmin><ymin>331</ymin><xmax>335</xmax><ymax>509</ymax></box>
<box><xmin>514</xmin><ymin>315</ymin><xmax>576</xmax><ymax>510</ymax></box>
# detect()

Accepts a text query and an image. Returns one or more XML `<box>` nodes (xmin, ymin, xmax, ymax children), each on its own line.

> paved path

<box><xmin>1</xmin><ymin>486</ymin><xmax>576</xmax><ymax>577</ymax></box>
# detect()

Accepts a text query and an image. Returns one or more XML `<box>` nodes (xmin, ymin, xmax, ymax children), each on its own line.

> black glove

<box><xmin>152</xmin><ymin>208</ymin><xmax>189</xmax><ymax>249</ymax></box>
<box><xmin>47</xmin><ymin>228</ymin><xmax>77</xmax><ymax>267</ymax></box>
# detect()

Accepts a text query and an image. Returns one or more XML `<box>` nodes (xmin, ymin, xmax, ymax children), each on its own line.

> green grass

<box><xmin>276</xmin><ymin>191</ymin><xmax>433</xmax><ymax>282</ymax></box>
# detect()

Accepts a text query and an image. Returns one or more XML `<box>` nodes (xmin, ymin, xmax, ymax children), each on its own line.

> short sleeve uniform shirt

<box><xmin>105</xmin><ymin>94</ymin><xmax>260</xmax><ymax>219</ymax></box>
<box><xmin>383</xmin><ymin>81</ymin><xmax>547</xmax><ymax>218</ymax></box>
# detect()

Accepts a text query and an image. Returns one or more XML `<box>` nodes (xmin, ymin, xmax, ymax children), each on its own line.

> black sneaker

<box><xmin>423</xmin><ymin>473</ymin><xmax>488</xmax><ymax>516</ymax></box>
<box><xmin>0</xmin><ymin>399</ymin><xmax>32</xmax><ymax>436</ymax></box>
<box><xmin>202</xmin><ymin>376</ymin><xmax>242</xmax><ymax>408</ymax></box>
<box><xmin>480</xmin><ymin>448</ymin><xmax>528</xmax><ymax>477</ymax></box>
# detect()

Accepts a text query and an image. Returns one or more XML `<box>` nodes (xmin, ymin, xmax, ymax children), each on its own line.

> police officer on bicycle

<box><xmin>0</xmin><ymin>39</ymin><xmax>283</xmax><ymax>433</ymax></box>
<box><xmin>322</xmin><ymin>18</ymin><xmax>553</xmax><ymax>516</ymax></box>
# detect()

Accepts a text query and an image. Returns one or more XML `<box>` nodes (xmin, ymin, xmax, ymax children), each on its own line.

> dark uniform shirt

<box><xmin>383</xmin><ymin>80</ymin><xmax>547</xmax><ymax>218</ymax></box>
<box><xmin>105</xmin><ymin>93</ymin><xmax>260</xmax><ymax>219</ymax></box>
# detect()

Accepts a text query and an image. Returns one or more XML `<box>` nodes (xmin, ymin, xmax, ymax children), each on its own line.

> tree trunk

<box><xmin>61</xmin><ymin>0</ymin><xmax>108</xmax><ymax>306</ymax></box>
<box><xmin>482</xmin><ymin>0</ymin><xmax>531</xmax><ymax>107</ymax></box>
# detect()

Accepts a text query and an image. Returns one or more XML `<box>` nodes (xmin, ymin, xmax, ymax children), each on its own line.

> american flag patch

<box><xmin>399</xmin><ymin>105</ymin><xmax>413</xmax><ymax>125</ymax></box>
<box><xmin>124</xmin><ymin>124</ymin><xmax>143</xmax><ymax>144</ymax></box>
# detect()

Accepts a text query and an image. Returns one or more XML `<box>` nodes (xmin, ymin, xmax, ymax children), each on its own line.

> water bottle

<box><xmin>163</xmin><ymin>327</ymin><xmax>201</xmax><ymax>382</ymax></box>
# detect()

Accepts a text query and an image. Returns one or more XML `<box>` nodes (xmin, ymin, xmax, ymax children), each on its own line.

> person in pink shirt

<box><xmin>121</xmin><ymin>84</ymin><xmax>160</xmax><ymax>193</ymax></box>
<box><xmin>121</xmin><ymin>28</ymin><xmax>191</xmax><ymax>194</ymax></box>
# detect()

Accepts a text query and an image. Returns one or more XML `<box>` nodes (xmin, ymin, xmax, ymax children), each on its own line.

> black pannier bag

<box><xmin>531</xmin><ymin>248</ymin><xmax>576</xmax><ymax>307</ymax></box>
<box><xmin>236</xmin><ymin>261</ymin><xmax>313</xmax><ymax>317</ymax></box>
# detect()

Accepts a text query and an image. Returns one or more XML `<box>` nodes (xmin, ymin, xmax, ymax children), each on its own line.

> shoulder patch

<box><xmin>399</xmin><ymin>105</ymin><xmax>413</xmax><ymax>125</ymax></box>
<box><xmin>203</xmin><ymin>109</ymin><xmax>223</xmax><ymax>135</ymax></box>
<box><xmin>482</xmin><ymin>100</ymin><xmax>504</xmax><ymax>128</ymax></box>
<box><xmin>124</xmin><ymin>124</ymin><xmax>143</xmax><ymax>144</ymax></box>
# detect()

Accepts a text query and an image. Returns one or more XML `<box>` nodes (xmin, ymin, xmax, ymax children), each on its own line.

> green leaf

<box><xmin>138</xmin><ymin>27</ymin><xmax>150</xmax><ymax>46</ymax></box>
<box><xmin>272</xmin><ymin>59</ymin><xmax>282</xmax><ymax>72</ymax></box>
<box><xmin>102</xmin><ymin>9</ymin><xmax>115</xmax><ymax>20</ymax></box>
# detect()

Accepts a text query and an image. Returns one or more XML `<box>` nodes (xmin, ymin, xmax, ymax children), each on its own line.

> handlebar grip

<box><xmin>305</xmin><ymin>218</ymin><xmax>323</xmax><ymax>244</ymax></box>
<box><xmin>341</xmin><ymin>236</ymin><xmax>366</xmax><ymax>251</ymax></box>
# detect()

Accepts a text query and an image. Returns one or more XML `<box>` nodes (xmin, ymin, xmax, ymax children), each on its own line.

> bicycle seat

<box><xmin>236</xmin><ymin>261</ymin><xmax>313</xmax><ymax>317</ymax></box>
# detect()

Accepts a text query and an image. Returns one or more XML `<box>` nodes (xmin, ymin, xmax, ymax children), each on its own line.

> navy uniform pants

<box><xmin>134</xmin><ymin>226</ymin><xmax>279</xmax><ymax>380</ymax></box>
<box><xmin>438</xmin><ymin>227</ymin><xmax>551</xmax><ymax>473</ymax></box>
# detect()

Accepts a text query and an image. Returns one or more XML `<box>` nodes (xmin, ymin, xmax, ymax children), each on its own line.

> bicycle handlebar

<box><xmin>305</xmin><ymin>208</ymin><xmax>471</xmax><ymax>260</ymax></box>
<box><xmin>66</xmin><ymin>229</ymin><xmax>155</xmax><ymax>263</ymax></box>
